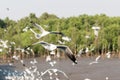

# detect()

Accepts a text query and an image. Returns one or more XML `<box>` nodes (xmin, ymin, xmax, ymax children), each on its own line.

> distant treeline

<box><xmin>0</xmin><ymin>12</ymin><xmax>120</xmax><ymax>56</ymax></box>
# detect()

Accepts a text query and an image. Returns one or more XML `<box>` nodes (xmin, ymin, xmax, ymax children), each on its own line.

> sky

<box><xmin>0</xmin><ymin>0</ymin><xmax>120</xmax><ymax>21</ymax></box>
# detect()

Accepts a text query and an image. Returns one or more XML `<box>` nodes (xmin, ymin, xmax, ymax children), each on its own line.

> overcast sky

<box><xmin>0</xmin><ymin>0</ymin><xmax>120</xmax><ymax>20</ymax></box>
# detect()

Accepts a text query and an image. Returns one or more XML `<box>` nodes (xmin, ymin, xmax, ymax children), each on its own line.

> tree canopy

<box><xmin>0</xmin><ymin>13</ymin><xmax>120</xmax><ymax>56</ymax></box>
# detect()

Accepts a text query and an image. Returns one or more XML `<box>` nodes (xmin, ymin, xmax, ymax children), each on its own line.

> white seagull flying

<box><xmin>30</xmin><ymin>22</ymin><xmax>71</xmax><ymax>42</ymax></box>
<box><xmin>32</xmin><ymin>41</ymin><xmax>77</xmax><ymax>64</ymax></box>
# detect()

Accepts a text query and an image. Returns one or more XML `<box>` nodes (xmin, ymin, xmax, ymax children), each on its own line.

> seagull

<box><xmin>89</xmin><ymin>55</ymin><xmax>101</xmax><ymax>65</ymax></box>
<box><xmin>95</xmin><ymin>55</ymin><xmax>101</xmax><ymax>61</ymax></box>
<box><xmin>30</xmin><ymin>21</ymin><xmax>71</xmax><ymax>41</ymax></box>
<box><xmin>77</xmin><ymin>48</ymin><xmax>84</xmax><ymax>57</ymax></box>
<box><xmin>32</xmin><ymin>41</ymin><xmax>77</xmax><ymax>64</ymax></box>
<box><xmin>30</xmin><ymin>59</ymin><xmax>38</xmax><ymax>65</ymax></box>
<box><xmin>0</xmin><ymin>39</ymin><xmax>8</xmax><ymax>48</ymax></box>
<box><xmin>85</xmin><ymin>47</ymin><xmax>89</xmax><ymax>53</ymax></box>
<box><xmin>30</xmin><ymin>22</ymin><xmax>62</xmax><ymax>38</ymax></box>
<box><xmin>106</xmin><ymin>51</ymin><xmax>111</xmax><ymax>59</ymax></box>
<box><xmin>92</xmin><ymin>26</ymin><xmax>100</xmax><ymax>37</ymax></box>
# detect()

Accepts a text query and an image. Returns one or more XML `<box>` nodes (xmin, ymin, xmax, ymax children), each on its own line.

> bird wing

<box><xmin>32</xmin><ymin>41</ymin><xmax>49</xmax><ymax>46</ymax></box>
<box><xmin>32</xmin><ymin>23</ymin><xmax>46</xmax><ymax>33</ymax></box>
<box><xmin>50</xmin><ymin>31</ymin><xmax>65</xmax><ymax>36</ymax></box>
<box><xmin>33</xmin><ymin>41</ymin><xmax>55</xmax><ymax>51</ymax></box>
<box><xmin>30</xmin><ymin>28</ymin><xmax>41</xmax><ymax>39</ymax></box>
<box><xmin>51</xmin><ymin>32</ymin><xmax>72</xmax><ymax>42</ymax></box>
<box><xmin>40</xmin><ymin>42</ymin><xmax>56</xmax><ymax>51</ymax></box>
<box><xmin>57</xmin><ymin>45</ymin><xmax>77</xmax><ymax>64</ymax></box>
<box><xmin>30</xmin><ymin>28</ymin><xmax>37</xmax><ymax>34</ymax></box>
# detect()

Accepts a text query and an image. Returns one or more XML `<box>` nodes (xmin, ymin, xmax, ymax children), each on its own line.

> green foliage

<box><xmin>0</xmin><ymin>12</ymin><xmax>120</xmax><ymax>56</ymax></box>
